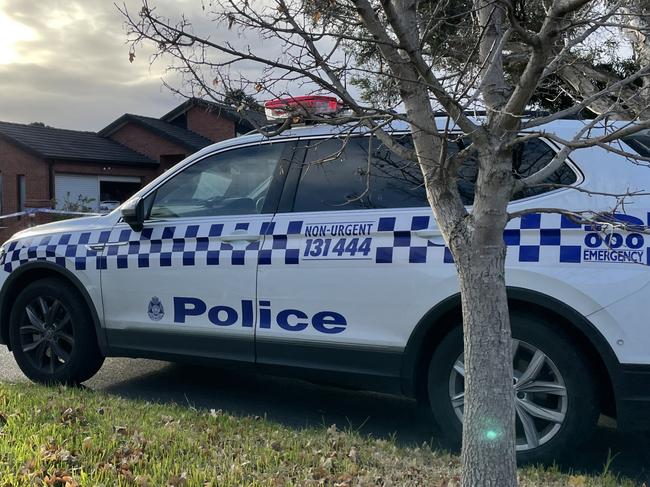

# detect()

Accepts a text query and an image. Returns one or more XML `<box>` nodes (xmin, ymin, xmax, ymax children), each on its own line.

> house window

<box><xmin>17</xmin><ymin>175</ymin><xmax>25</xmax><ymax>212</ymax></box>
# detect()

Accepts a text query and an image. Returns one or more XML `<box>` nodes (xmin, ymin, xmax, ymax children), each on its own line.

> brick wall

<box><xmin>0</xmin><ymin>139</ymin><xmax>51</xmax><ymax>214</ymax></box>
<box><xmin>186</xmin><ymin>106</ymin><xmax>235</xmax><ymax>142</ymax></box>
<box><xmin>107</xmin><ymin>123</ymin><xmax>188</xmax><ymax>163</ymax></box>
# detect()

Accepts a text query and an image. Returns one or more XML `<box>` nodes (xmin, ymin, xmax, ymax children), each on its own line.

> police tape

<box><xmin>0</xmin><ymin>208</ymin><xmax>99</xmax><ymax>221</ymax></box>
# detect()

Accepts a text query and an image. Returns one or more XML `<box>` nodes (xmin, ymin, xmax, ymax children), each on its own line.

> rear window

<box><xmin>457</xmin><ymin>137</ymin><xmax>578</xmax><ymax>203</ymax></box>
<box><xmin>622</xmin><ymin>132</ymin><xmax>650</xmax><ymax>157</ymax></box>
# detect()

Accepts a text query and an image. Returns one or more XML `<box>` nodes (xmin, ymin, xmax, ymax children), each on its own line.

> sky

<box><xmin>0</xmin><ymin>0</ymin><xmax>362</xmax><ymax>132</ymax></box>
<box><xmin>0</xmin><ymin>0</ymin><xmax>234</xmax><ymax>131</ymax></box>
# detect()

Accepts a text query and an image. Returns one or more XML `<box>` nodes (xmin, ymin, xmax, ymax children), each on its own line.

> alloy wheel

<box><xmin>18</xmin><ymin>296</ymin><xmax>75</xmax><ymax>375</ymax></box>
<box><xmin>448</xmin><ymin>339</ymin><xmax>568</xmax><ymax>451</ymax></box>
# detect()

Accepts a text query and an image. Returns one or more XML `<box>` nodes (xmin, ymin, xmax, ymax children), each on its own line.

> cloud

<box><xmin>0</xmin><ymin>63</ymin><xmax>177</xmax><ymax>129</ymax></box>
<box><xmin>0</xmin><ymin>0</ymin><xmax>336</xmax><ymax>130</ymax></box>
<box><xmin>0</xmin><ymin>0</ymin><xmax>202</xmax><ymax>130</ymax></box>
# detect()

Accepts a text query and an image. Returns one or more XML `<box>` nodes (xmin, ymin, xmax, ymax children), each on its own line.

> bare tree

<box><xmin>502</xmin><ymin>0</ymin><xmax>650</xmax><ymax>118</ymax></box>
<box><xmin>121</xmin><ymin>1</ymin><xmax>650</xmax><ymax>485</ymax></box>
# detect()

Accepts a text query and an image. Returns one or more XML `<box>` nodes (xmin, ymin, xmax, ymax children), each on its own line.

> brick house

<box><xmin>0</xmin><ymin>98</ymin><xmax>263</xmax><ymax>214</ymax></box>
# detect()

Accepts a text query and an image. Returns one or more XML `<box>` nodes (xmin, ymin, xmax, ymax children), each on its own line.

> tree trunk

<box><xmin>455</xmin><ymin>236</ymin><xmax>517</xmax><ymax>486</ymax></box>
<box><xmin>449</xmin><ymin>148</ymin><xmax>517</xmax><ymax>487</ymax></box>
<box><xmin>402</xmin><ymin>87</ymin><xmax>518</xmax><ymax>487</ymax></box>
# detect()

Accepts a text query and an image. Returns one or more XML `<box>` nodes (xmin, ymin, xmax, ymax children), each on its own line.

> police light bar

<box><xmin>264</xmin><ymin>95</ymin><xmax>343</xmax><ymax>120</ymax></box>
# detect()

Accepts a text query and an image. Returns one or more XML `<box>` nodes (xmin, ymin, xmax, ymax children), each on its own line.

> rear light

<box><xmin>264</xmin><ymin>95</ymin><xmax>343</xmax><ymax>120</ymax></box>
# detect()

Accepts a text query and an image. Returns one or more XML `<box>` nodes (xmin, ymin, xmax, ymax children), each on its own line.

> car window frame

<box><xmin>282</xmin><ymin>132</ymin><xmax>584</xmax><ymax>213</ymax></box>
<box><xmin>140</xmin><ymin>139</ymin><xmax>299</xmax><ymax>222</ymax></box>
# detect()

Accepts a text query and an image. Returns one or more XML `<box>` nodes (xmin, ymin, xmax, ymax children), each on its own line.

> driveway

<box><xmin>1</xmin><ymin>348</ymin><xmax>649</xmax><ymax>483</ymax></box>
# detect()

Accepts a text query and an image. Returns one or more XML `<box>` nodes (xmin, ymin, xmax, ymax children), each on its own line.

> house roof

<box><xmin>0</xmin><ymin>121</ymin><xmax>156</xmax><ymax>165</ymax></box>
<box><xmin>97</xmin><ymin>114</ymin><xmax>214</xmax><ymax>151</ymax></box>
<box><xmin>161</xmin><ymin>97</ymin><xmax>267</xmax><ymax>131</ymax></box>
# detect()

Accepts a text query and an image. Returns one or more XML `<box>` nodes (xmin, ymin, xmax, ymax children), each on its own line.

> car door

<box><xmin>255</xmin><ymin>134</ymin><xmax>454</xmax><ymax>385</ymax></box>
<box><xmin>101</xmin><ymin>140</ymin><xmax>296</xmax><ymax>362</ymax></box>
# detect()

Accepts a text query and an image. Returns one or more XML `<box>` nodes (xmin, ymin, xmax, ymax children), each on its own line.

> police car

<box><xmin>0</xmin><ymin>96</ymin><xmax>649</xmax><ymax>463</ymax></box>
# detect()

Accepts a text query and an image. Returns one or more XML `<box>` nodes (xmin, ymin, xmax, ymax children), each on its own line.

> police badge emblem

<box><xmin>148</xmin><ymin>297</ymin><xmax>164</xmax><ymax>321</ymax></box>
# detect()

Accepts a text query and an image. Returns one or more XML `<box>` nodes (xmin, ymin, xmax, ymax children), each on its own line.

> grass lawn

<box><xmin>0</xmin><ymin>382</ymin><xmax>639</xmax><ymax>486</ymax></box>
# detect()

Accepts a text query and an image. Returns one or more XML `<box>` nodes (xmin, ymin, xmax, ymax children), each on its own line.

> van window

<box><xmin>292</xmin><ymin>136</ymin><xmax>577</xmax><ymax>211</ymax></box>
<box><xmin>149</xmin><ymin>143</ymin><xmax>288</xmax><ymax>219</ymax></box>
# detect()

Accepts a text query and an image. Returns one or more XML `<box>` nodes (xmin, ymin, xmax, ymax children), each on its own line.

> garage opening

<box><xmin>55</xmin><ymin>174</ymin><xmax>100</xmax><ymax>211</ymax></box>
<box><xmin>54</xmin><ymin>174</ymin><xmax>144</xmax><ymax>212</ymax></box>
<box><xmin>99</xmin><ymin>180</ymin><xmax>142</xmax><ymax>203</ymax></box>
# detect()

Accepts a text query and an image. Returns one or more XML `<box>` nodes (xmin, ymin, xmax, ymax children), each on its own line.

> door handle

<box><xmin>219</xmin><ymin>233</ymin><xmax>261</xmax><ymax>242</ymax></box>
<box><xmin>414</xmin><ymin>229</ymin><xmax>446</xmax><ymax>246</ymax></box>
<box><xmin>414</xmin><ymin>229</ymin><xmax>442</xmax><ymax>238</ymax></box>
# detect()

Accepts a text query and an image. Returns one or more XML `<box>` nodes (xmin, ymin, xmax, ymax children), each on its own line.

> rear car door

<box><xmin>254</xmin><ymin>134</ymin><xmax>451</xmax><ymax>386</ymax></box>
<box><xmin>101</xmin><ymin>140</ymin><xmax>296</xmax><ymax>362</ymax></box>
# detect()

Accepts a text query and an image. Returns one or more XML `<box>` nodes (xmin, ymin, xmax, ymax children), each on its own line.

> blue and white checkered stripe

<box><xmin>0</xmin><ymin>219</ymin><xmax>305</xmax><ymax>272</ymax></box>
<box><xmin>101</xmin><ymin>221</ymin><xmax>274</xmax><ymax>269</ymax></box>
<box><xmin>374</xmin><ymin>215</ymin><xmax>446</xmax><ymax>264</ymax></box>
<box><xmin>503</xmin><ymin>213</ymin><xmax>583</xmax><ymax>264</ymax></box>
<box><xmin>0</xmin><ymin>212</ymin><xmax>609</xmax><ymax>273</ymax></box>
<box><xmin>1</xmin><ymin>231</ymin><xmax>110</xmax><ymax>273</ymax></box>
<box><xmin>257</xmin><ymin>219</ymin><xmax>304</xmax><ymax>265</ymax></box>
<box><xmin>372</xmin><ymin>213</ymin><xmax>584</xmax><ymax>264</ymax></box>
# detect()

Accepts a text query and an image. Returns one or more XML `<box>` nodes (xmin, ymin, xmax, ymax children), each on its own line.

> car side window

<box><xmin>148</xmin><ymin>143</ymin><xmax>289</xmax><ymax>219</ymax></box>
<box><xmin>512</xmin><ymin>138</ymin><xmax>578</xmax><ymax>199</ymax></box>
<box><xmin>293</xmin><ymin>136</ymin><xmax>427</xmax><ymax>211</ymax></box>
<box><xmin>292</xmin><ymin>135</ymin><xmax>577</xmax><ymax>211</ymax></box>
<box><xmin>456</xmin><ymin>138</ymin><xmax>578</xmax><ymax>204</ymax></box>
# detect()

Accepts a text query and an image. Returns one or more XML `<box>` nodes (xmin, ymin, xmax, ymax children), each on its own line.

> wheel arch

<box><xmin>401</xmin><ymin>287</ymin><xmax>620</xmax><ymax>417</ymax></box>
<box><xmin>0</xmin><ymin>262</ymin><xmax>107</xmax><ymax>354</ymax></box>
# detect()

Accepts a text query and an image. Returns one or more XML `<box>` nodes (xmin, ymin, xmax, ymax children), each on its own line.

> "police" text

<box><xmin>173</xmin><ymin>297</ymin><xmax>347</xmax><ymax>334</ymax></box>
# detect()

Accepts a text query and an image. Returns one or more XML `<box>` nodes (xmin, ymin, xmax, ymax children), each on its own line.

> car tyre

<box><xmin>9</xmin><ymin>278</ymin><xmax>104</xmax><ymax>385</ymax></box>
<box><xmin>427</xmin><ymin>311</ymin><xmax>600</xmax><ymax>464</ymax></box>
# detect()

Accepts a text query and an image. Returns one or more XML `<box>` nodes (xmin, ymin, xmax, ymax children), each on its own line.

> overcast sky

<box><xmin>0</xmin><ymin>0</ymin><xmax>229</xmax><ymax>131</ymax></box>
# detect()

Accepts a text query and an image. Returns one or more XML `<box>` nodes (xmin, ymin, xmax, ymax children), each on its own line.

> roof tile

<box><xmin>128</xmin><ymin>115</ymin><xmax>214</xmax><ymax>150</ymax></box>
<box><xmin>0</xmin><ymin>121</ymin><xmax>156</xmax><ymax>165</ymax></box>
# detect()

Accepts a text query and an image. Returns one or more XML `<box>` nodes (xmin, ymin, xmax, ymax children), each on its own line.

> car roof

<box><xmin>131</xmin><ymin>117</ymin><xmax>640</xmax><ymax>202</ymax></box>
<box><xmin>190</xmin><ymin>117</ymin><xmax>631</xmax><ymax>158</ymax></box>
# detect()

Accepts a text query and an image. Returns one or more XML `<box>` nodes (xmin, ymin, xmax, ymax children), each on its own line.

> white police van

<box><xmin>0</xmin><ymin>97</ymin><xmax>649</xmax><ymax>463</ymax></box>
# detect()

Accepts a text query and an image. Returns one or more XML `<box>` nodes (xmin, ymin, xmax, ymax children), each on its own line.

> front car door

<box><xmin>101</xmin><ymin>140</ymin><xmax>296</xmax><ymax>363</ymax></box>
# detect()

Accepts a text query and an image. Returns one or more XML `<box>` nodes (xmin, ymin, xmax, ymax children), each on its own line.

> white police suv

<box><xmin>0</xmin><ymin>98</ymin><xmax>649</xmax><ymax>463</ymax></box>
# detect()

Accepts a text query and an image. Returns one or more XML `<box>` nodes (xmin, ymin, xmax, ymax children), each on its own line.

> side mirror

<box><xmin>121</xmin><ymin>196</ymin><xmax>145</xmax><ymax>232</ymax></box>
